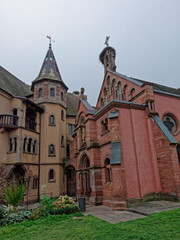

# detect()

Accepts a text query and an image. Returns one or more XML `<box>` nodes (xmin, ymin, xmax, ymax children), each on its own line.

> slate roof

<box><xmin>66</xmin><ymin>92</ymin><xmax>80</xmax><ymax>116</ymax></box>
<box><xmin>81</xmin><ymin>99</ymin><xmax>95</xmax><ymax>115</ymax></box>
<box><xmin>33</xmin><ymin>44</ymin><xmax>63</xmax><ymax>83</ymax></box>
<box><xmin>133</xmin><ymin>78</ymin><xmax>180</xmax><ymax>96</ymax></box>
<box><xmin>0</xmin><ymin>66</ymin><xmax>32</xmax><ymax>97</ymax></box>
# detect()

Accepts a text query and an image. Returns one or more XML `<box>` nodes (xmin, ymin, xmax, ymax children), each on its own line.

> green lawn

<box><xmin>0</xmin><ymin>209</ymin><xmax>180</xmax><ymax>240</ymax></box>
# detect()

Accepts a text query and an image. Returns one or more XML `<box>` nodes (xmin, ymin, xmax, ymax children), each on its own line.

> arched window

<box><xmin>14</xmin><ymin>137</ymin><xmax>17</xmax><ymax>152</ymax></box>
<box><xmin>9</xmin><ymin>138</ymin><xmax>13</xmax><ymax>152</ymax></box>
<box><xmin>61</xmin><ymin>92</ymin><xmax>64</xmax><ymax>101</ymax></box>
<box><xmin>111</xmin><ymin>79</ymin><xmax>115</xmax><ymax>99</ymax></box>
<box><xmin>50</xmin><ymin>88</ymin><xmax>55</xmax><ymax>97</ymax></box>
<box><xmin>33</xmin><ymin>177</ymin><xmax>38</xmax><ymax>189</ymax></box>
<box><xmin>101</xmin><ymin>98</ymin><xmax>104</xmax><ymax>107</ymax></box>
<box><xmin>23</xmin><ymin>138</ymin><xmax>27</xmax><ymax>152</ymax></box>
<box><xmin>13</xmin><ymin>108</ymin><xmax>17</xmax><ymax>116</ymax></box>
<box><xmin>61</xmin><ymin>110</ymin><xmax>64</xmax><ymax>120</ymax></box>
<box><xmin>39</xmin><ymin>88</ymin><xmax>42</xmax><ymax>97</ymax></box>
<box><xmin>105</xmin><ymin>158</ymin><xmax>111</xmax><ymax>183</ymax></box>
<box><xmin>163</xmin><ymin>115</ymin><xmax>177</xmax><ymax>134</ymax></box>
<box><xmin>33</xmin><ymin>140</ymin><xmax>37</xmax><ymax>154</ymax></box>
<box><xmin>123</xmin><ymin>85</ymin><xmax>128</xmax><ymax>101</ymax></box>
<box><xmin>49</xmin><ymin>169</ymin><xmax>55</xmax><ymax>181</ymax></box>
<box><xmin>116</xmin><ymin>81</ymin><xmax>122</xmax><ymax>100</ymax></box>
<box><xmin>101</xmin><ymin>118</ymin><xmax>108</xmax><ymax>133</ymax></box>
<box><xmin>130</xmin><ymin>88</ymin><xmax>136</xmax><ymax>99</ymax></box>
<box><xmin>61</xmin><ymin>135</ymin><xmax>64</xmax><ymax>147</ymax></box>
<box><xmin>49</xmin><ymin>144</ymin><xmax>55</xmax><ymax>155</ymax></box>
<box><xmin>28</xmin><ymin>138</ymin><xmax>32</xmax><ymax>153</ymax></box>
<box><xmin>49</xmin><ymin>115</ymin><xmax>55</xmax><ymax>125</ymax></box>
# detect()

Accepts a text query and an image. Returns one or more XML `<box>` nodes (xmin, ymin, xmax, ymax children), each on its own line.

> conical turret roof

<box><xmin>34</xmin><ymin>44</ymin><xmax>63</xmax><ymax>82</ymax></box>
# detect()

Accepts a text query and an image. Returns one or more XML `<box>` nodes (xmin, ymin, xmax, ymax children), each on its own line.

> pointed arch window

<box><xmin>50</xmin><ymin>88</ymin><xmax>55</xmax><ymax>97</ymax></box>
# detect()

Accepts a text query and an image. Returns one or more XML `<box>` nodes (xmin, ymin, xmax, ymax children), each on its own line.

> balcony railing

<box><xmin>0</xmin><ymin>114</ymin><xmax>18</xmax><ymax>128</ymax></box>
<box><xmin>25</xmin><ymin>118</ymin><xmax>36</xmax><ymax>131</ymax></box>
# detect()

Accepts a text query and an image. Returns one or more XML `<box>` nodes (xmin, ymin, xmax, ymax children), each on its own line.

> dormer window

<box><xmin>39</xmin><ymin>88</ymin><xmax>42</xmax><ymax>97</ymax></box>
<box><xmin>50</xmin><ymin>88</ymin><xmax>55</xmax><ymax>97</ymax></box>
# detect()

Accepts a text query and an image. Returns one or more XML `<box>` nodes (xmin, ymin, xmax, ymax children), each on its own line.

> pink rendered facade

<box><xmin>69</xmin><ymin>46</ymin><xmax>180</xmax><ymax>209</ymax></box>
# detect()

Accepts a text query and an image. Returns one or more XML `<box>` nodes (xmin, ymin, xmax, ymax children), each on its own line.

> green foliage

<box><xmin>40</xmin><ymin>193</ymin><xmax>54</xmax><ymax>211</ymax></box>
<box><xmin>5</xmin><ymin>181</ymin><xmax>26</xmax><ymax>211</ymax></box>
<box><xmin>0</xmin><ymin>208</ymin><xmax>5</xmax><ymax>220</ymax></box>
<box><xmin>30</xmin><ymin>206</ymin><xmax>49</xmax><ymax>220</ymax></box>
<box><xmin>0</xmin><ymin>209</ymin><xmax>180</xmax><ymax>240</ymax></box>
<box><xmin>0</xmin><ymin>208</ymin><xmax>31</xmax><ymax>226</ymax></box>
<box><xmin>50</xmin><ymin>195</ymin><xmax>80</xmax><ymax>215</ymax></box>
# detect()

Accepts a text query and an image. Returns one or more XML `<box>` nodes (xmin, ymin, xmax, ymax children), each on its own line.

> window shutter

<box><xmin>110</xmin><ymin>142</ymin><xmax>121</xmax><ymax>164</ymax></box>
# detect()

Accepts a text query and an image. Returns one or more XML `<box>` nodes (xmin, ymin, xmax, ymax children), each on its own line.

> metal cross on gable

<box><xmin>47</xmin><ymin>35</ymin><xmax>55</xmax><ymax>47</ymax></box>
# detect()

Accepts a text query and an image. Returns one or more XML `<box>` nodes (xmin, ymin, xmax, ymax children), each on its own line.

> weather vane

<box><xmin>104</xmin><ymin>36</ymin><xmax>110</xmax><ymax>46</ymax></box>
<box><xmin>47</xmin><ymin>35</ymin><xmax>55</xmax><ymax>47</ymax></box>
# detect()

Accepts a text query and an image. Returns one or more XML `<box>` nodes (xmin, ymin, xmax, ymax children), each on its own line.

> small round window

<box><xmin>163</xmin><ymin>115</ymin><xmax>177</xmax><ymax>134</ymax></box>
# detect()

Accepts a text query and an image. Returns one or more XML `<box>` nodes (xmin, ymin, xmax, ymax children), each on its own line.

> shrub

<box><xmin>5</xmin><ymin>181</ymin><xmax>26</xmax><ymax>212</ymax></box>
<box><xmin>0</xmin><ymin>207</ymin><xmax>5</xmax><ymax>220</ymax></box>
<box><xmin>50</xmin><ymin>195</ymin><xmax>80</xmax><ymax>215</ymax></box>
<box><xmin>40</xmin><ymin>193</ymin><xmax>54</xmax><ymax>211</ymax></box>
<box><xmin>30</xmin><ymin>206</ymin><xmax>49</xmax><ymax>220</ymax></box>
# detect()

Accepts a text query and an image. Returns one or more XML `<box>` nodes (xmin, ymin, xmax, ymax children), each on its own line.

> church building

<box><xmin>69</xmin><ymin>45</ymin><xmax>180</xmax><ymax>209</ymax></box>
<box><xmin>0</xmin><ymin>42</ymin><xmax>180</xmax><ymax>209</ymax></box>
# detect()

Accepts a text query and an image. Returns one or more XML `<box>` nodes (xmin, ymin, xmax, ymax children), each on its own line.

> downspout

<box><xmin>37</xmin><ymin>113</ymin><xmax>41</xmax><ymax>202</ymax></box>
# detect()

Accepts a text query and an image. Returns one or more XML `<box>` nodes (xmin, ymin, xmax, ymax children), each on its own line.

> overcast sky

<box><xmin>0</xmin><ymin>0</ymin><xmax>180</xmax><ymax>106</ymax></box>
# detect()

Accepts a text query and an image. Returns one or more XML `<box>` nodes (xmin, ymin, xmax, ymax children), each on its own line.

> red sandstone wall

<box><xmin>151</xmin><ymin>118</ymin><xmax>180</xmax><ymax>196</ymax></box>
<box><xmin>154</xmin><ymin>94</ymin><xmax>180</xmax><ymax>142</ymax></box>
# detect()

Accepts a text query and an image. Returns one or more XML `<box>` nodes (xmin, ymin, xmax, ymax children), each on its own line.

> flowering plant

<box><xmin>50</xmin><ymin>195</ymin><xmax>80</xmax><ymax>215</ymax></box>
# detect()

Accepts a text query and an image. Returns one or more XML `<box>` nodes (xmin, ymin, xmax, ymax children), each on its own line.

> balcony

<box><xmin>25</xmin><ymin>118</ymin><xmax>36</xmax><ymax>131</ymax></box>
<box><xmin>0</xmin><ymin>114</ymin><xmax>18</xmax><ymax>128</ymax></box>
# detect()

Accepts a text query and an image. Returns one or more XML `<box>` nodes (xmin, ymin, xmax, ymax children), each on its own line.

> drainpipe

<box><xmin>37</xmin><ymin>113</ymin><xmax>41</xmax><ymax>202</ymax></box>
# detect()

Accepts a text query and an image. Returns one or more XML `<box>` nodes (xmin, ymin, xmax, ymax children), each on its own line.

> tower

<box><xmin>31</xmin><ymin>42</ymin><xmax>68</xmax><ymax>197</ymax></box>
<box><xmin>99</xmin><ymin>46</ymin><xmax>116</xmax><ymax>74</ymax></box>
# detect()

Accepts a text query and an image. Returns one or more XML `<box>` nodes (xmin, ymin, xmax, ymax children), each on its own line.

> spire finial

<box><xmin>104</xmin><ymin>36</ymin><xmax>110</xmax><ymax>47</ymax></box>
<box><xmin>47</xmin><ymin>35</ymin><xmax>55</xmax><ymax>48</ymax></box>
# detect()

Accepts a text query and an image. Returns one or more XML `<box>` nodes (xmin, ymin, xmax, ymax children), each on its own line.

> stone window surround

<box><xmin>49</xmin><ymin>87</ymin><xmax>56</xmax><ymax>97</ymax></box>
<box><xmin>162</xmin><ymin>112</ymin><xmax>179</xmax><ymax>136</ymax></box>
<box><xmin>49</xmin><ymin>144</ymin><xmax>56</xmax><ymax>156</ymax></box>
<box><xmin>8</xmin><ymin>136</ymin><xmax>18</xmax><ymax>153</ymax></box>
<box><xmin>49</xmin><ymin>114</ymin><xmax>56</xmax><ymax>126</ymax></box>
<box><xmin>48</xmin><ymin>168</ymin><xmax>56</xmax><ymax>182</ymax></box>
<box><xmin>23</xmin><ymin>136</ymin><xmax>38</xmax><ymax>154</ymax></box>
